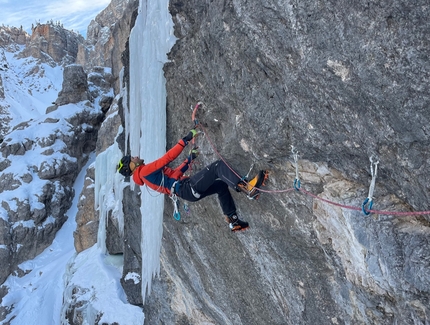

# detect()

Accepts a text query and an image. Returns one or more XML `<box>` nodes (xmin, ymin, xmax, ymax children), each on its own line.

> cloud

<box><xmin>44</xmin><ymin>0</ymin><xmax>111</xmax><ymax>16</ymax></box>
<box><xmin>0</xmin><ymin>0</ymin><xmax>110</xmax><ymax>36</ymax></box>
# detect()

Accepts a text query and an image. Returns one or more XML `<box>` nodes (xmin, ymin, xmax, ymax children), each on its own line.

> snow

<box><xmin>1</xmin><ymin>156</ymin><xmax>95</xmax><ymax>325</ymax></box>
<box><xmin>0</xmin><ymin>48</ymin><xmax>63</xmax><ymax>130</ymax></box>
<box><xmin>0</xmin><ymin>0</ymin><xmax>175</xmax><ymax>323</ymax></box>
<box><xmin>125</xmin><ymin>272</ymin><xmax>142</xmax><ymax>284</ymax></box>
<box><xmin>2</xmin><ymin>154</ymin><xmax>144</xmax><ymax>325</ymax></box>
<box><xmin>95</xmin><ymin>135</ymin><xmax>126</xmax><ymax>253</ymax></box>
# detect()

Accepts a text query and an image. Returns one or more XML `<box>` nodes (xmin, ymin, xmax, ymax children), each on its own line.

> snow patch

<box><xmin>125</xmin><ymin>272</ymin><xmax>141</xmax><ymax>284</ymax></box>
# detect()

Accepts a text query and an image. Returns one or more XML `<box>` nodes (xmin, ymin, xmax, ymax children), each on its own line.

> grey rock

<box><xmin>11</xmin><ymin>121</ymin><xmax>31</xmax><ymax>131</ymax></box>
<box><xmin>0</xmin><ymin>173</ymin><xmax>20</xmax><ymax>192</ymax></box>
<box><xmin>0</xmin><ymin>159</ymin><xmax>10</xmax><ymax>172</ymax></box>
<box><xmin>106</xmin><ymin>210</ymin><xmax>124</xmax><ymax>255</ymax></box>
<box><xmin>38</xmin><ymin>157</ymin><xmax>79</xmax><ymax>180</ymax></box>
<box><xmin>0</xmin><ymin>74</ymin><xmax>4</xmax><ymax>99</ymax></box>
<box><xmin>74</xmin><ymin>165</ymin><xmax>98</xmax><ymax>253</ymax></box>
<box><xmin>19</xmin><ymin>23</ymin><xmax>84</xmax><ymax>65</ymax></box>
<box><xmin>77</xmin><ymin>0</ymin><xmax>139</xmax><ymax>93</ymax></box>
<box><xmin>0</xmin><ymin>26</ymin><xmax>30</xmax><ymax>48</ymax></box>
<box><xmin>62</xmin><ymin>285</ymin><xmax>101</xmax><ymax>325</ymax></box>
<box><xmin>43</xmin><ymin>118</ymin><xmax>60</xmax><ymax>123</ymax></box>
<box><xmin>0</xmin><ymin>138</ymin><xmax>33</xmax><ymax>157</ymax></box>
<box><xmin>0</xmin><ymin>98</ymin><xmax>105</xmax><ymax>286</ymax></box>
<box><xmin>95</xmin><ymin>95</ymin><xmax>123</xmax><ymax>154</ymax></box>
<box><xmin>88</xmin><ymin>68</ymin><xmax>114</xmax><ymax>91</ymax></box>
<box><xmin>45</xmin><ymin>105</ymin><xmax>58</xmax><ymax>114</ymax></box>
<box><xmin>121</xmin><ymin>186</ymin><xmax>143</xmax><ymax>306</ymax></box>
<box><xmin>129</xmin><ymin>0</ymin><xmax>430</xmax><ymax>324</ymax></box>
<box><xmin>98</xmin><ymin>95</ymin><xmax>114</xmax><ymax>113</ymax></box>
<box><xmin>55</xmin><ymin>65</ymin><xmax>90</xmax><ymax>106</ymax></box>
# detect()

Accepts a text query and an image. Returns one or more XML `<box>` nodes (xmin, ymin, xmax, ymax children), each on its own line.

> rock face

<box><xmin>0</xmin><ymin>49</ymin><xmax>113</xmax><ymax>299</ymax></box>
<box><xmin>70</xmin><ymin>0</ymin><xmax>139</xmax><ymax>256</ymax></box>
<box><xmin>20</xmin><ymin>23</ymin><xmax>84</xmax><ymax>65</ymax></box>
<box><xmin>54</xmin><ymin>65</ymin><xmax>90</xmax><ymax>107</ymax></box>
<box><xmin>73</xmin><ymin>93</ymin><xmax>124</xmax><ymax>254</ymax></box>
<box><xmin>0</xmin><ymin>72</ymin><xmax>4</xmax><ymax>99</ymax></box>
<box><xmin>0</xmin><ymin>26</ymin><xmax>30</xmax><ymax>49</ymax></box>
<box><xmin>0</xmin><ymin>105</ymin><xmax>105</xmax><ymax>286</ymax></box>
<box><xmin>73</xmin><ymin>165</ymin><xmax>98</xmax><ymax>253</ymax></box>
<box><xmin>0</xmin><ymin>1</ymin><xmax>133</xmax><ymax>322</ymax></box>
<box><xmin>77</xmin><ymin>0</ymin><xmax>139</xmax><ymax>93</ymax></box>
<box><xmin>123</xmin><ymin>0</ymin><xmax>429</xmax><ymax>324</ymax></box>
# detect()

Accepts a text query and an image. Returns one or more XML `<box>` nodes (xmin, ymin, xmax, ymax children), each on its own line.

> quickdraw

<box><xmin>170</xmin><ymin>194</ymin><xmax>181</xmax><ymax>220</ymax></box>
<box><xmin>291</xmin><ymin>146</ymin><xmax>301</xmax><ymax>191</ymax></box>
<box><xmin>362</xmin><ymin>156</ymin><xmax>379</xmax><ymax>215</ymax></box>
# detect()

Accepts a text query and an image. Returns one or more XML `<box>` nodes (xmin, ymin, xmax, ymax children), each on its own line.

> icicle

<box><xmin>129</xmin><ymin>0</ymin><xmax>175</xmax><ymax>303</ymax></box>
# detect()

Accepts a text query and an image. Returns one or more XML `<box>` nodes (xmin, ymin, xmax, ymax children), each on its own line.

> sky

<box><xmin>0</xmin><ymin>0</ymin><xmax>111</xmax><ymax>37</ymax></box>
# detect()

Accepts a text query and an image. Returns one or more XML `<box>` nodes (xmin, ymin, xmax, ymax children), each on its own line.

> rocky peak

<box><xmin>19</xmin><ymin>23</ymin><xmax>84</xmax><ymax>66</ymax></box>
<box><xmin>0</xmin><ymin>26</ymin><xmax>30</xmax><ymax>49</ymax></box>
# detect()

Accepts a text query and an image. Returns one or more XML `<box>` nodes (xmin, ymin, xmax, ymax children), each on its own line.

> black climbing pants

<box><xmin>176</xmin><ymin>160</ymin><xmax>242</xmax><ymax>217</ymax></box>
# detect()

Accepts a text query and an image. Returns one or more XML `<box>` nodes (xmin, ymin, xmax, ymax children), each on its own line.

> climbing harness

<box><xmin>144</xmin><ymin>171</ymin><xmax>182</xmax><ymax>220</ymax></box>
<box><xmin>145</xmin><ymin>171</ymin><xmax>165</xmax><ymax>197</ymax></box>
<box><xmin>362</xmin><ymin>156</ymin><xmax>379</xmax><ymax>215</ymax></box>
<box><xmin>291</xmin><ymin>146</ymin><xmax>301</xmax><ymax>191</ymax></box>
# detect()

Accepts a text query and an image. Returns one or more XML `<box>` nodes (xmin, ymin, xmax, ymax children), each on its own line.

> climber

<box><xmin>117</xmin><ymin>129</ymin><xmax>268</xmax><ymax>232</ymax></box>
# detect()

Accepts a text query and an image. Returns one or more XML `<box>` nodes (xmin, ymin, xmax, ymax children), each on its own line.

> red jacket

<box><xmin>132</xmin><ymin>139</ymin><xmax>190</xmax><ymax>195</ymax></box>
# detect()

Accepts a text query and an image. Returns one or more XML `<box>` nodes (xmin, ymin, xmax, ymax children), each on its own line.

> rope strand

<box><xmin>198</xmin><ymin>124</ymin><xmax>430</xmax><ymax>216</ymax></box>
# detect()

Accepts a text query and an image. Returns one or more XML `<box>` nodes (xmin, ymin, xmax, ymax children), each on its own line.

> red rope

<box><xmin>199</xmin><ymin>124</ymin><xmax>430</xmax><ymax>216</ymax></box>
<box><xmin>301</xmin><ymin>189</ymin><xmax>430</xmax><ymax>216</ymax></box>
<box><xmin>299</xmin><ymin>189</ymin><xmax>363</xmax><ymax>211</ymax></box>
<box><xmin>364</xmin><ymin>207</ymin><xmax>430</xmax><ymax>216</ymax></box>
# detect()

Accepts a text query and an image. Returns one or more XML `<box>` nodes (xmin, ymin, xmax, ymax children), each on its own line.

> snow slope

<box><xmin>0</xmin><ymin>44</ymin><xmax>143</xmax><ymax>324</ymax></box>
<box><xmin>0</xmin><ymin>47</ymin><xmax>63</xmax><ymax>136</ymax></box>
<box><xmin>1</xmin><ymin>0</ymin><xmax>175</xmax><ymax>323</ymax></box>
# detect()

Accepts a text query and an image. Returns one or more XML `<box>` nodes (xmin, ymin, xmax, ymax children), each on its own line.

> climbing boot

<box><xmin>226</xmin><ymin>214</ymin><xmax>249</xmax><ymax>232</ymax></box>
<box><xmin>236</xmin><ymin>170</ymin><xmax>269</xmax><ymax>199</ymax></box>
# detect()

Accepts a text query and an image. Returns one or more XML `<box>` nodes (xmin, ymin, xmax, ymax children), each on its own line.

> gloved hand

<box><xmin>182</xmin><ymin>129</ymin><xmax>198</xmax><ymax>143</ymax></box>
<box><xmin>188</xmin><ymin>147</ymin><xmax>199</xmax><ymax>162</ymax></box>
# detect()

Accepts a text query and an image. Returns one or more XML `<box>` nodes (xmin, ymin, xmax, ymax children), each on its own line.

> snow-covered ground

<box><xmin>0</xmin><ymin>47</ymin><xmax>63</xmax><ymax>136</ymax></box>
<box><xmin>0</xmin><ymin>0</ymin><xmax>175</xmax><ymax>323</ymax></box>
